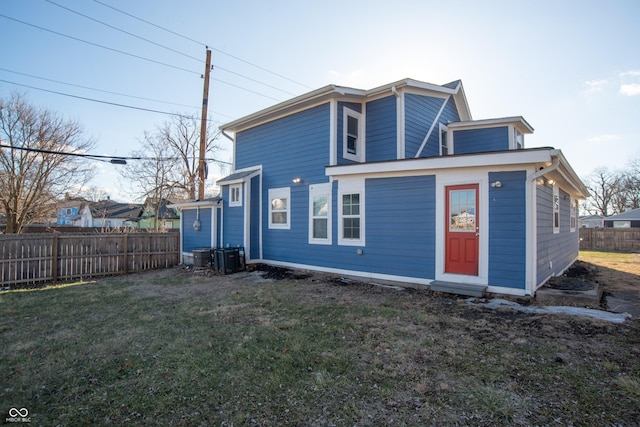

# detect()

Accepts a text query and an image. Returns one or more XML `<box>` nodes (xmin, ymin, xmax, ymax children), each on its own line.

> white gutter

<box><xmin>525</xmin><ymin>156</ymin><xmax>560</xmax><ymax>295</ymax></box>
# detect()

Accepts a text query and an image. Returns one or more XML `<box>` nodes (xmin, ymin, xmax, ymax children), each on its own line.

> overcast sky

<box><xmin>1</xmin><ymin>0</ymin><xmax>639</xmax><ymax>202</ymax></box>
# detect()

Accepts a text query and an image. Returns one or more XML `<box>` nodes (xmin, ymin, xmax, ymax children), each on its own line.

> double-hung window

<box><xmin>439</xmin><ymin>123</ymin><xmax>449</xmax><ymax>155</ymax></box>
<box><xmin>343</xmin><ymin>107</ymin><xmax>363</xmax><ymax>162</ymax></box>
<box><xmin>268</xmin><ymin>187</ymin><xmax>290</xmax><ymax>229</ymax></box>
<box><xmin>338</xmin><ymin>180</ymin><xmax>365</xmax><ymax>246</ymax></box>
<box><xmin>570</xmin><ymin>197</ymin><xmax>577</xmax><ymax>232</ymax></box>
<box><xmin>309</xmin><ymin>183</ymin><xmax>332</xmax><ymax>244</ymax></box>
<box><xmin>514</xmin><ymin>128</ymin><xmax>524</xmax><ymax>149</ymax></box>
<box><xmin>229</xmin><ymin>184</ymin><xmax>242</xmax><ymax>207</ymax></box>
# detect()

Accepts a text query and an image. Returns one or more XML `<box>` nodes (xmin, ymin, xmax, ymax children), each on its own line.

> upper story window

<box><xmin>514</xmin><ymin>128</ymin><xmax>524</xmax><ymax>149</ymax></box>
<box><xmin>268</xmin><ymin>187</ymin><xmax>290</xmax><ymax>229</ymax></box>
<box><xmin>229</xmin><ymin>184</ymin><xmax>242</xmax><ymax>207</ymax></box>
<box><xmin>343</xmin><ymin>107</ymin><xmax>363</xmax><ymax>162</ymax></box>
<box><xmin>439</xmin><ymin>124</ymin><xmax>449</xmax><ymax>155</ymax></box>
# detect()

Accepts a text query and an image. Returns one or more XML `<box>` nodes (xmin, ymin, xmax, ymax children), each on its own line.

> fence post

<box><xmin>51</xmin><ymin>234</ymin><xmax>58</xmax><ymax>282</ymax></box>
<box><xmin>123</xmin><ymin>234</ymin><xmax>128</xmax><ymax>275</ymax></box>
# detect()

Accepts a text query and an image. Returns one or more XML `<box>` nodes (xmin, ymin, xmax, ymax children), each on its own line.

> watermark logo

<box><xmin>6</xmin><ymin>408</ymin><xmax>31</xmax><ymax>423</ymax></box>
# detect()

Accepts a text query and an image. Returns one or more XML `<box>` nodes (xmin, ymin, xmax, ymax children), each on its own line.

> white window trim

<box><xmin>342</xmin><ymin>107</ymin><xmax>364</xmax><ymax>163</ymax></box>
<box><xmin>511</xmin><ymin>126</ymin><xmax>524</xmax><ymax>150</ymax></box>
<box><xmin>268</xmin><ymin>187</ymin><xmax>291</xmax><ymax>230</ymax></box>
<box><xmin>570</xmin><ymin>196</ymin><xmax>577</xmax><ymax>232</ymax></box>
<box><xmin>338</xmin><ymin>179</ymin><xmax>365</xmax><ymax>246</ymax></box>
<box><xmin>309</xmin><ymin>183</ymin><xmax>332</xmax><ymax>245</ymax></box>
<box><xmin>553</xmin><ymin>184</ymin><xmax>560</xmax><ymax>234</ymax></box>
<box><xmin>439</xmin><ymin>123</ymin><xmax>450</xmax><ymax>156</ymax></box>
<box><xmin>229</xmin><ymin>184</ymin><xmax>242</xmax><ymax>207</ymax></box>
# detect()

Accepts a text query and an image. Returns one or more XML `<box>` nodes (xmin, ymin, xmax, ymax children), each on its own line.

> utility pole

<box><xmin>198</xmin><ymin>48</ymin><xmax>212</xmax><ymax>200</ymax></box>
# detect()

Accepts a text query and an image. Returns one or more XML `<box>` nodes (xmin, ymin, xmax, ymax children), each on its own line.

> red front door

<box><xmin>445</xmin><ymin>184</ymin><xmax>479</xmax><ymax>276</ymax></box>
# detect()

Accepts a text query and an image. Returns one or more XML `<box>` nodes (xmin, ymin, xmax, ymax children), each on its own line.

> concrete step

<box><xmin>430</xmin><ymin>280</ymin><xmax>487</xmax><ymax>297</ymax></box>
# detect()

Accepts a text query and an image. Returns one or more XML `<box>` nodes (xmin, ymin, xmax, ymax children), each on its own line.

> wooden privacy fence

<box><xmin>0</xmin><ymin>233</ymin><xmax>180</xmax><ymax>288</ymax></box>
<box><xmin>579</xmin><ymin>228</ymin><xmax>640</xmax><ymax>252</ymax></box>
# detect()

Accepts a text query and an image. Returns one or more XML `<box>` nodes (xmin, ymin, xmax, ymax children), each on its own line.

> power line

<box><xmin>0</xmin><ymin>144</ymin><xmax>233</xmax><ymax>165</ymax></box>
<box><xmin>214</xmin><ymin>65</ymin><xmax>297</xmax><ymax>96</ymax></box>
<box><xmin>213</xmin><ymin>78</ymin><xmax>282</xmax><ymax>102</ymax></box>
<box><xmin>44</xmin><ymin>0</ymin><xmax>203</xmax><ymax>64</ymax></box>
<box><xmin>0</xmin><ymin>70</ymin><xmax>281</xmax><ymax>112</ymax></box>
<box><xmin>0</xmin><ymin>67</ymin><xmax>201</xmax><ymax>111</ymax></box>
<box><xmin>0</xmin><ymin>14</ymin><xmax>201</xmax><ymax>76</ymax></box>
<box><xmin>0</xmin><ymin>143</ymin><xmax>128</xmax><ymax>164</ymax></box>
<box><xmin>45</xmin><ymin>0</ymin><xmax>301</xmax><ymax>97</ymax></box>
<box><xmin>0</xmin><ymin>78</ymin><xmax>196</xmax><ymax>118</ymax></box>
<box><xmin>91</xmin><ymin>0</ymin><xmax>314</xmax><ymax>90</ymax></box>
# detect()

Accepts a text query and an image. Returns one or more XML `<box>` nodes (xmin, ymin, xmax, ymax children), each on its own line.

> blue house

<box><xmin>181</xmin><ymin>78</ymin><xmax>589</xmax><ymax>296</ymax></box>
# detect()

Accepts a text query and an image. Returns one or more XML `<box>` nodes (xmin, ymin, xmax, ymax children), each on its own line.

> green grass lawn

<box><xmin>1</xmin><ymin>268</ymin><xmax>639</xmax><ymax>426</ymax></box>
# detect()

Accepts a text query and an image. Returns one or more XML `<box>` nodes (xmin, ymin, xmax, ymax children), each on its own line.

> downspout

<box><xmin>525</xmin><ymin>155</ymin><xmax>560</xmax><ymax>295</ymax></box>
<box><xmin>221</xmin><ymin>131</ymin><xmax>234</xmax><ymax>142</ymax></box>
<box><xmin>222</xmin><ymin>131</ymin><xmax>235</xmax><ymax>171</ymax></box>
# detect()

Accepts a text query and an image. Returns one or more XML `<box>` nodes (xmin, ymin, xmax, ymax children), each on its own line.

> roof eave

<box><xmin>448</xmin><ymin>116</ymin><xmax>534</xmax><ymax>133</ymax></box>
<box><xmin>168</xmin><ymin>198</ymin><xmax>222</xmax><ymax>209</ymax></box>
<box><xmin>220</xmin><ymin>85</ymin><xmax>365</xmax><ymax>132</ymax></box>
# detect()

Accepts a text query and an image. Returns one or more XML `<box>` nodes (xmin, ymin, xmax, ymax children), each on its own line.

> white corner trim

<box><xmin>397</xmin><ymin>91</ymin><xmax>405</xmax><ymax>159</ymax></box>
<box><xmin>330</xmin><ymin>99</ymin><xmax>337</xmax><ymax>165</ymax></box>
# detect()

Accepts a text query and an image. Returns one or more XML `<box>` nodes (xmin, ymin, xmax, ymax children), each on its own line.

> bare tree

<box><xmin>119</xmin><ymin>131</ymin><xmax>178</xmax><ymax>231</ymax></box>
<box><xmin>120</xmin><ymin>115</ymin><xmax>223</xmax><ymax>210</ymax></box>
<box><xmin>79</xmin><ymin>186</ymin><xmax>110</xmax><ymax>203</ymax></box>
<box><xmin>583</xmin><ymin>167</ymin><xmax>620</xmax><ymax>217</ymax></box>
<box><xmin>620</xmin><ymin>157</ymin><xmax>640</xmax><ymax>209</ymax></box>
<box><xmin>158</xmin><ymin>115</ymin><xmax>223</xmax><ymax>200</ymax></box>
<box><xmin>0</xmin><ymin>92</ymin><xmax>94</xmax><ymax>233</ymax></box>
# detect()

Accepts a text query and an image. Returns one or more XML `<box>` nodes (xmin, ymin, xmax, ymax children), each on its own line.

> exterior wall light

<box><xmin>292</xmin><ymin>177</ymin><xmax>302</xmax><ymax>184</ymax></box>
<box><xmin>490</xmin><ymin>181</ymin><xmax>502</xmax><ymax>188</ymax></box>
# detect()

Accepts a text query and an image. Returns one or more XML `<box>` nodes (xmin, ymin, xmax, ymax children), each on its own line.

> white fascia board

<box><xmin>220</xmin><ymin>78</ymin><xmax>464</xmax><ymax>133</ymax></box>
<box><xmin>448</xmin><ymin>116</ymin><xmax>534</xmax><ymax>133</ymax></box>
<box><xmin>169</xmin><ymin>199</ymin><xmax>222</xmax><ymax>209</ymax></box>
<box><xmin>548</xmin><ymin>150</ymin><xmax>590</xmax><ymax>199</ymax></box>
<box><xmin>452</xmin><ymin>82</ymin><xmax>472</xmax><ymax>121</ymax></box>
<box><xmin>216</xmin><ymin>165</ymin><xmax>263</xmax><ymax>186</ymax></box>
<box><xmin>220</xmin><ymin>85</ymin><xmax>365</xmax><ymax>132</ymax></box>
<box><xmin>326</xmin><ymin>149</ymin><xmax>554</xmax><ymax>178</ymax></box>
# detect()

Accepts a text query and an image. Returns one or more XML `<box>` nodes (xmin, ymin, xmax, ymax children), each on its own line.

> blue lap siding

<box><xmin>404</xmin><ymin>94</ymin><xmax>444</xmax><ymax>158</ymax></box>
<box><xmin>182</xmin><ymin>207</ymin><xmax>213</xmax><ymax>251</ymax></box>
<box><xmin>222</xmin><ymin>186</ymin><xmax>244</xmax><ymax>248</ymax></box>
<box><xmin>236</xmin><ymin>104</ymin><xmax>331</xmax><ymax>186</ymax></box>
<box><xmin>363</xmin><ymin>175</ymin><xmax>436</xmax><ymax>278</ymax></box>
<box><xmin>366</xmin><ymin>96</ymin><xmax>397</xmax><ymax>162</ymax></box>
<box><xmin>404</xmin><ymin>94</ymin><xmax>460</xmax><ymax>158</ymax></box>
<box><xmin>453</xmin><ymin>127</ymin><xmax>509</xmax><ymax>154</ymax></box>
<box><xmin>536</xmin><ymin>184</ymin><xmax>578</xmax><ymax>285</ymax></box>
<box><xmin>488</xmin><ymin>171</ymin><xmax>527</xmax><ymax>289</ymax></box>
<box><xmin>258</xmin><ymin>175</ymin><xmax>436</xmax><ymax>280</ymax></box>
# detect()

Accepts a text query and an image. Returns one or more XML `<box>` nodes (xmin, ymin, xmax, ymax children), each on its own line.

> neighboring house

<box><xmin>80</xmin><ymin>199</ymin><xmax>143</xmax><ymax>229</ymax></box>
<box><xmin>579</xmin><ymin>214</ymin><xmax>604</xmax><ymax>228</ymax></box>
<box><xmin>604</xmin><ymin>208</ymin><xmax>640</xmax><ymax>228</ymax></box>
<box><xmin>139</xmin><ymin>199</ymin><xmax>181</xmax><ymax>230</ymax></box>
<box><xmin>177</xmin><ymin>78</ymin><xmax>589</xmax><ymax>297</ymax></box>
<box><xmin>56</xmin><ymin>198</ymin><xmax>87</xmax><ymax>225</ymax></box>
